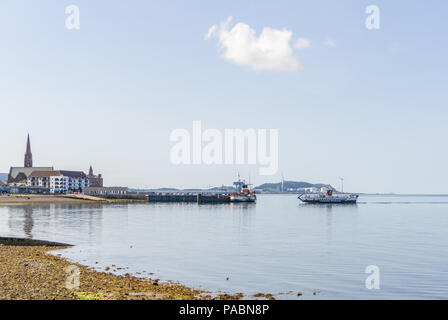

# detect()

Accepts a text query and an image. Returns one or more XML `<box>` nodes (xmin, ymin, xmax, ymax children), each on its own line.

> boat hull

<box><xmin>230</xmin><ymin>195</ymin><xmax>256</xmax><ymax>203</ymax></box>
<box><xmin>298</xmin><ymin>194</ymin><xmax>358</xmax><ymax>204</ymax></box>
<box><xmin>300</xmin><ymin>197</ymin><xmax>358</xmax><ymax>204</ymax></box>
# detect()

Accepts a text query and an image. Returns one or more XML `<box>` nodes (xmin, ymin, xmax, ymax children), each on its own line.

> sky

<box><xmin>1</xmin><ymin>0</ymin><xmax>447</xmax><ymax>193</ymax></box>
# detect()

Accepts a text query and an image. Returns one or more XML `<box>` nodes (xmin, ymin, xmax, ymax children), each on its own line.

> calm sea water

<box><xmin>1</xmin><ymin>194</ymin><xmax>447</xmax><ymax>299</ymax></box>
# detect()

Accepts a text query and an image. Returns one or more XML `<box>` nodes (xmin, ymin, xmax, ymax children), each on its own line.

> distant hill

<box><xmin>255</xmin><ymin>181</ymin><xmax>328</xmax><ymax>193</ymax></box>
<box><xmin>128</xmin><ymin>187</ymin><xmax>179</xmax><ymax>193</ymax></box>
<box><xmin>129</xmin><ymin>181</ymin><xmax>331</xmax><ymax>194</ymax></box>
<box><xmin>0</xmin><ymin>173</ymin><xmax>7</xmax><ymax>181</ymax></box>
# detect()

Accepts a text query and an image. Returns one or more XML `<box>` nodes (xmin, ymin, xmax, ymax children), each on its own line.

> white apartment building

<box><xmin>27</xmin><ymin>170</ymin><xmax>89</xmax><ymax>194</ymax></box>
<box><xmin>59</xmin><ymin>170</ymin><xmax>90</xmax><ymax>192</ymax></box>
<box><xmin>27</xmin><ymin>171</ymin><xmax>67</xmax><ymax>193</ymax></box>
<box><xmin>49</xmin><ymin>175</ymin><xmax>69</xmax><ymax>194</ymax></box>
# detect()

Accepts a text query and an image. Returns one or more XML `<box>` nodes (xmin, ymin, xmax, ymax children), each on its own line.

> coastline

<box><xmin>0</xmin><ymin>194</ymin><xmax>146</xmax><ymax>205</ymax></box>
<box><xmin>0</xmin><ymin>237</ymin><xmax>242</xmax><ymax>300</ymax></box>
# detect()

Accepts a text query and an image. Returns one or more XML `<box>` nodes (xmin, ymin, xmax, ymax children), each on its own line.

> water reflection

<box><xmin>1</xmin><ymin>196</ymin><xmax>447</xmax><ymax>299</ymax></box>
<box><xmin>23</xmin><ymin>206</ymin><xmax>33</xmax><ymax>238</ymax></box>
<box><xmin>297</xmin><ymin>203</ymin><xmax>360</xmax><ymax>241</ymax></box>
<box><xmin>4</xmin><ymin>204</ymin><xmax>105</xmax><ymax>244</ymax></box>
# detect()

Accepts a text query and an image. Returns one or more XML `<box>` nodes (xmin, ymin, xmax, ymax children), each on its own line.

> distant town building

<box><xmin>59</xmin><ymin>170</ymin><xmax>89</xmax><ymax>192</ymax></box>
<box><xmin>49</xmin><ymin>174</ymin><xmax>69</xmax><ymax>194</ymax></box>
<box><xmin>84</xmin><ymin>187</ymin><xmax>128</xmax><ymax>196</ymax></box>
<box><xmin>27</xmin><ymin>170</ymin><xmax>89</xmax><ymax>194</ymax></box>
<box><xmin>8</xmin><ymin>167</ymin><xmax>54</xmax><ymax>184</ymax></box>
<box><xmin>24</xmin><ymin>134</ymin><xmax>33</xmax><ymax>167</ymax></box>
<box><xmin>87</xmin><ymin>166</ymin><xmax>103</xmax><ymax>187</ymax></box>
<box><xmin>8</xmin><ymin>135</ymin><xmax>106</xmax><ymax>194</ymax></box>
<box><xmin>8</xmin><ymin>185</ymin><xmax>51</xmax><ymax>195</ymax></box>
<box><xmin>8</xmin><ymin>135</ymin><xmax>53</xmax><ymax>183</ymax></box>
<box><xmin>27</xmin><ymin>171</ymin><xmax>67</xmax><ymax>194</ymax></box>
<box><xmin>27</xmin><ymin>171</ymin><xmax>54</xmax><ymax>188</ymax></box>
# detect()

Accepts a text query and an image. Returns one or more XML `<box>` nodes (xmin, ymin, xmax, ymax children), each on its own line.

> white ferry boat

<box><xmin>298</xmin><ymin>185</ymin><xmax>358</xmax><ymax>204</ymax></box>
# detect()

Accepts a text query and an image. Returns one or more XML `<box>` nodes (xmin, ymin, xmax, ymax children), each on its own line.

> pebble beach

<box><xmin>0</xmin><ymin>241</ymin><xmax>242</xmax><ymax>300</ymax></box>
<box><xmin>0</xmin><ymin>196</ymin><xmax>242</xmax><ymax>300</ymax></box>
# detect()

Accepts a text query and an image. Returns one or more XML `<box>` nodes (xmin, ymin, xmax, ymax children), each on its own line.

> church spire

<box><xmin>24</xmin><ymin>134</ymin><xmax>33</xmax><ymax>167</ymax></box>
<box><xmin>89</xmin><ymin>165</ymin><xmax>93</xmax><ymax>176</ymax></box>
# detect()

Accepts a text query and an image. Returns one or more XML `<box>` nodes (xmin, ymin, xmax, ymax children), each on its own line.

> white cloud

<box><xmin>205</xmin><ymin>17</ymin><xmax>303</xmax><ymax>72</ymax></box>
<box><xmin>294</xmin><ymin>37</ymin><xmax>311</xmax><ymax>50</ymax></box>
<box><xmin>324</xmin><ymin>39</ymin><xmax>336</xmax><ymax>47</ymax></box>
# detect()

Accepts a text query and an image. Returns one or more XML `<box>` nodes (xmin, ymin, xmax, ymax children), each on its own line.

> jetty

<box><xmin>96</xmin><ymin>193</ymin><xmax>233</xmax><ymax>204</ymax></box>
<box><xmin>148</xmin><ymin>193</ymin><xmax>231</xmax><ymax>204</ymax></box>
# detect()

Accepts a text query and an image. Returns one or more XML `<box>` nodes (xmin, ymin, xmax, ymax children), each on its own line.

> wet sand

<box><xmin>0</xmin><ymin>239</ymin><xmax>243</xmax><ymax>300</ymax></box>
<box><xmin>0</xmin><ymin>194</ymin><xmax>102</xmax><ymax>205</ymax></box>
<box><xmin>0</xmin><ymin>194</ymin><xmax>144</xmax><ymax>205</ymax></box>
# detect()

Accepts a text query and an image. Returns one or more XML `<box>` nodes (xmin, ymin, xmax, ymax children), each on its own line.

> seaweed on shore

<box><xmin>0</xmin><ymin>237</ymin><xmax>71</xmax><ymax>247</ymax></box>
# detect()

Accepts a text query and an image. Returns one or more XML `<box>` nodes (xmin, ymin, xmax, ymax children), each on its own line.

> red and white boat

<box><xmin>230</xmin><ymin>175</ymin><xmax>256</xmax><ymax>202</ymax></box>
<box><xmin>230</xmin><ymin>184</ymin><xmax>257</xmax><ymax>202</ymax></box>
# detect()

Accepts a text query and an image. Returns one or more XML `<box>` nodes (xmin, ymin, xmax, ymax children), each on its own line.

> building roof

<box><xmin>28</xmin><ymin>170</ymin><xmax>61</xmax><ymax>178</ymax></box>
<box><xmin>59</xmin><ymin>170</ymin><xmax>87</xmax><ymax>179</ymax></box>
<box><xmin>13</xmin><ymin>172</ymin><xmax>28</xmax><ymax>182</ymax></box>
<box><xmin>8</xmin><ymin>167</ymin><xmax>54</xmax><ymax>180</ymax></box>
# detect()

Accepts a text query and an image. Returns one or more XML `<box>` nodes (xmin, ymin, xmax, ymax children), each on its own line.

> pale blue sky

<box><xmin>1</xmin><ymin>1</ymin><xmax>447</xmax><ymax>193</ymax></box>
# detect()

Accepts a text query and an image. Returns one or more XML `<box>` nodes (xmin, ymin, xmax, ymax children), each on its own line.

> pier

<box><xmin>96</xmin><ymin>193</ymin><xmax>233</xmax><ymax>204</ymax></box>
<box><xmin>147</xmin><ymin>193</ymin><xmax>231</xmax><ymax>204</ymax></box>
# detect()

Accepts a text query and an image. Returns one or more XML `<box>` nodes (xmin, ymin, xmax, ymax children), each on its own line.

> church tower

<box><xmin>87</xmin><ymin>165</ymin><xmax>103</xmax><ymax>187</ymax></box>
<box><xmin>24</xmin><ymin>134</ymin><xmax>33</xmax><ymax>167</ymax></box>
